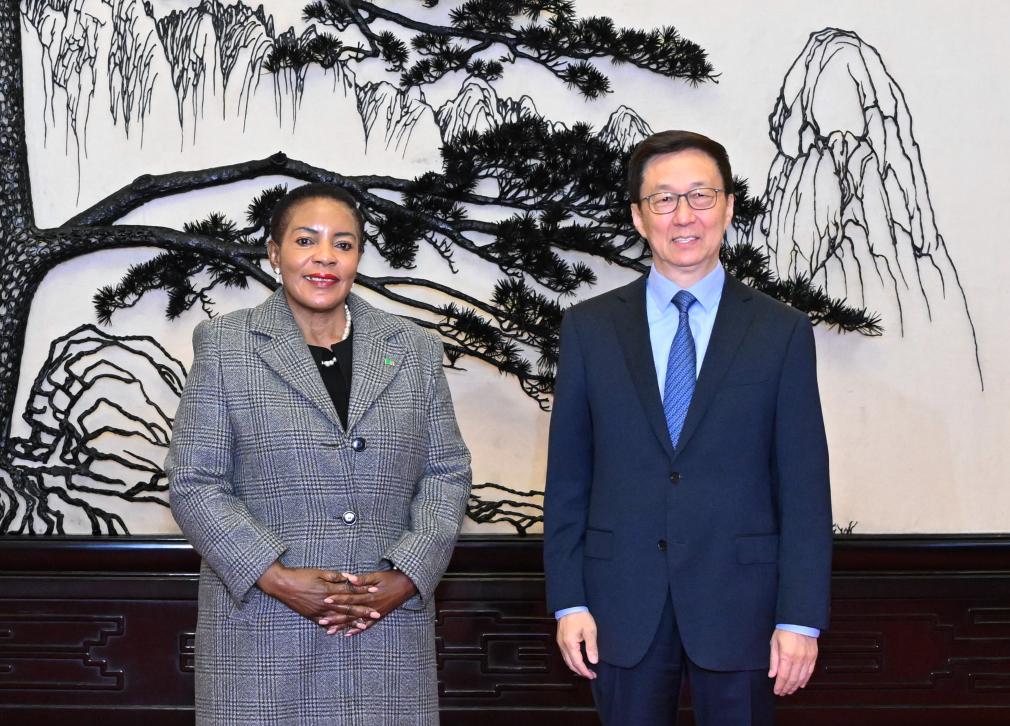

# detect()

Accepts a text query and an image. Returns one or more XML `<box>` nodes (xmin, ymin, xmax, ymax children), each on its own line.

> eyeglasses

<box><xmin>640</xmin><ymin>188</ymin><xmax>724</xmax><ymax>214</ymax></box>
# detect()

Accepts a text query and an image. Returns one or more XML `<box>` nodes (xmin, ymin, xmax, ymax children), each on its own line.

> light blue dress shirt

<box><xmin>555</xmin><ymin>264</ymin><xmax>819</xmax><ymax>639</ymax></box>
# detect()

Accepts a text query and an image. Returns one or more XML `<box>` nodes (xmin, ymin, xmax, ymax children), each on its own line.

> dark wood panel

<box><xmin>5</xmin><ymin>533</ymin><xmax>1009</xmax><ymax>571</ymax></box>
<box><xmin>1</xmin><ymin>535</ymin><xmax>1008</xmax><ymax>724</ymax></box>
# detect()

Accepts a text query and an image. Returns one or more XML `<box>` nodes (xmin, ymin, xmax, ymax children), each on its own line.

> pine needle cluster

<box><xmin>300</xmin><ymin>1</ymin><xmax>716</xmax><ymax>97</ymax></box>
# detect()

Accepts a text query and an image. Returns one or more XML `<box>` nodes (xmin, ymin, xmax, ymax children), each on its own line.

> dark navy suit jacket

<box><xmin>543</xmin><ymin>273</ymin><xmax>832</xmax><ymax>671</ymax></box>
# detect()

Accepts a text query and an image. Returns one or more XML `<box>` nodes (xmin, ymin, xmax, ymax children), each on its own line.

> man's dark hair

<box><xmin>627</xmin><ymin>130</ymin><xmax>734</xmax><ymax>202</ymax></box>
<box><xmin>269</xmin><ymin>182</ymin><xmax>366</xmax><ymax>251</ymax></box>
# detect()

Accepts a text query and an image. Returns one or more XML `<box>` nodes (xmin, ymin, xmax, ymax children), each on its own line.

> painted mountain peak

<box><xmin>597</xmin><ymin>105</ymin><xmax>652</xmax><ymax>151</ymax></box>
<box><xmin>749</xmin><ymin>28</ymin><xmax>979</xmax><ymax>381</ymax></box>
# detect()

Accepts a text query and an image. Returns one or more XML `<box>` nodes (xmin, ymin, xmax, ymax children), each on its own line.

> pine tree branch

<box><xmin>304</xmin><ymin>0</ymin><xmax>716</xmax><ymax>96</ymax></box>
<box><xmin>35</xmin><ymin>224</ymin><xmax>271</xmax><ymax>283</ymax></box>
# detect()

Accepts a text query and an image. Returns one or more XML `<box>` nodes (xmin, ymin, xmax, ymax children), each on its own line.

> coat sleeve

<box><xmin>167</xmin><ymin>320</ymin><xmax>287</xmax><ymax>606</ymax></box>
<box><xmin>773</xmin><ymin>315</ymin><xmax>833</xmax><ymax>630</ymax></box>
<box><xmin>543</xmin><ymin>311</ymin><xmax>594</xmax><ymax>613</ymax></box>
<box><xmin>383</xmin><ymin>332</ymin><xmax>472</xmax><ymax>606</ymax></box>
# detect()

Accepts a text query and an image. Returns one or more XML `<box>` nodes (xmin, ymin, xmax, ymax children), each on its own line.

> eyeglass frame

<box><xmin>637</xmin><ymin>187</ymin><xmax>726</xmax><ymax>214</ymax></box>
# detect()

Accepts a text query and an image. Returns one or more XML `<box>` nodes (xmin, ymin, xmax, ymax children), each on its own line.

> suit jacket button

<box><xmin>669</xmin><ymin>472</ymin><xmax>681</xmax><ymax>484</ymax></box>
<box><xmin>351</xmin><ymin>437</ymin><xmax>366</xmax><ymax>452</ymax></box>
<box><xmin>341</xmin><ymin>511</ymin><xmax>357</xmax><ymax>525</ymax></box>
<box><xmin>658</xmin><ymin>539</ymin><xmax>667</xmax><ymax>551</ymax></box>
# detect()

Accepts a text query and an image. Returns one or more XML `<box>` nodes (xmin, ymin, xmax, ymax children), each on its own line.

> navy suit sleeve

<box><xmin>543</xmin><ymin>311</ymin><xmax>594</xmax><ymax>613</ymax></box>
<box><xmin>773</xmin><ymin>315</ymin><xmax>833</xmax><ymax>630</ymax></box>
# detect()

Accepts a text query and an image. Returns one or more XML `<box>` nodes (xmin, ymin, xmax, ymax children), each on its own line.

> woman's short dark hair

<box><xmin>269</xmin><ymin>182</ymin><xmax>366</xmax><ymax>251</ymax></box>
<box><xmin>627</xmin><ymin>130</ymin><xmax>734</xmax><ymax>202</ymax></box>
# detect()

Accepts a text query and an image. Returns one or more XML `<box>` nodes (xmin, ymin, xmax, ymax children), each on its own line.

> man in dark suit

<box><xmin>543</xmin><ymin>130</ymin><xmax>832</xmax><ymax>725</ymax></box>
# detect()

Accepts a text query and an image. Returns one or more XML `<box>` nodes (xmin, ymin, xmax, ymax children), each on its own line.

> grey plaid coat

<box><xmin>167</xmin><ymin>289</ymin><xmax>472</xmax><ymax>725</ymax></box>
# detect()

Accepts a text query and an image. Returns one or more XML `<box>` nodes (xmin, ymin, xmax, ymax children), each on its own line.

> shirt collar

<box><xmin>647</xmin><ymin>264</ymin><xmax>725</xmax><ymax>314</ymax></box>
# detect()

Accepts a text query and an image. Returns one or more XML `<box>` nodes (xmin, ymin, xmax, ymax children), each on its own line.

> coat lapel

<box><xmin>674</xmin><ymin>274</ymin><xmax>756</xmax><ymax>457</ymax></box>
<box><xmin>612</xmin><ymin>277</ymin><xmax>678</xmax><ymax>464</ymax></box>
<box><xmin>250</xmin><ymin>289</ymin><xmax>345</xmax><ymax>430</ymax></box>
<box><xmin>345</xmin><ymin>294</ymin><xmax>405</xmax><ymax>433</ymax></box>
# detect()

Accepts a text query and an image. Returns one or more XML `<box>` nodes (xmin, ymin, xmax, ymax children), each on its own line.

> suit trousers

<box><xmin>590</xmin><ymin>594</ymin><xmax>775</xmax><ymax>726</ymax></box>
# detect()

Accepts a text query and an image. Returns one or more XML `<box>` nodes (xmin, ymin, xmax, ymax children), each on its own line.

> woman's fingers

<box><xmin>320</xmin><ymin>602</ymin><xmax>380</xmax><ymax>619</ymax></box>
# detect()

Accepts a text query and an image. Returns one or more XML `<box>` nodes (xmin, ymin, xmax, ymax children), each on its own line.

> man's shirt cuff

<box><xmin>776</xmin><ymin>623</ymin><xmax>820</xmax><ymax>637</ymax></box>
<box><xmin>555</xmin><ymin>606</ymin><xmax>589</xmax><ymax>620</ymax></box>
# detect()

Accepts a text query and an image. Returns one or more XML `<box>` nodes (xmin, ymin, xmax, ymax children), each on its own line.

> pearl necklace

<box><xmin>320</xmin><ymin>304</ymin><xmax>351</xmax><ymax>368</ymax></box>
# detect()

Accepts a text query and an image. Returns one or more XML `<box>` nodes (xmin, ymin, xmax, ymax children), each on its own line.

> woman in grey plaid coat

<box><xmin>167</xmin><ymin>184</ymin><xmax>472</xmax><ymax>725</ymax></box>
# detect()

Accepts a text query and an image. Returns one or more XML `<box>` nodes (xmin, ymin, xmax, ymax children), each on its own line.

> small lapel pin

<box><xmin>383</xmin><ymin>357</ymin><xmax>396</xmax><ymax>366</ymax></box>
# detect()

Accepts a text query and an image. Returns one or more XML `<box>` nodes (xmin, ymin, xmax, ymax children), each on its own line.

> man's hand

<box><xmin>557</xmin><ymin>611</ymin><xmax>599</xmax><ymax>679</ymax></box>
<box><xmin>322</xmin><ymin>569</ymin><xmax>417</xmax><ymax>636</ymax></box>
<box><xmin>257</xmin><ymin>562</ymin><xmax>379</xmax><ymax>630</ymax></box>
<box><xmin>769</xmin><ymin>628</ymin><xmax>818</xmax><ymax>695</ymax></box>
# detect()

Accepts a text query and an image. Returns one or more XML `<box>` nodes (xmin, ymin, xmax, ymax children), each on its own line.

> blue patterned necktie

<box><xmin>664</xmin><ymin>290</ymin><xmax>697</xmax><ymax>448</ymax></box>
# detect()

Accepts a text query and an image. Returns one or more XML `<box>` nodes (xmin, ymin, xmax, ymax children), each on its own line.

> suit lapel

<box><xmin>674</xmin><ymin>275</ymin><xmax>756</xmax><ymax>457</ymax></box>
<box><xmin>612</xmin><ymin>277</ymin><xmax>678</xmax><ymax>464</ymax></box>
<box><xmin>251</xmin><ymin>290</ymin><xmax>345</xmax><ymax>430</ymax></box>
<box><xmin>345</xmin><ymin>294</ymin><xmax>404</xmax><ymax>433</ymax></box>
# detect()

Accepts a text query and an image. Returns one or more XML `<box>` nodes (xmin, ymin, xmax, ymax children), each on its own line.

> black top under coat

<box><xmin>308</xmin><ymin>327</ymin><xmax>353</xmax><ymax>429</ymax></box>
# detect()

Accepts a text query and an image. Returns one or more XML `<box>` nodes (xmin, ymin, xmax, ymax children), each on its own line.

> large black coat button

<box><xmin>351</xmin><ymin>437</ymin><xmax>366</xmax><ymax>452</ymax></box>
<box><xmin>669</xmin><ymin>472</ymin><xmax>681</xmax><ymax>484</ymax></box>
<box><xmin>658</xmin><ymin>539</ymin><xmax>667</xmax><ymax>551</ymax></box>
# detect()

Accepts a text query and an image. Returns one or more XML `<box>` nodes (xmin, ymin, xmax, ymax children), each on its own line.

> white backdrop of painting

<box><xmin>8</xmin><ymin>0</ymin><xmax>1009</xmax><ymax>534</ymax></box>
